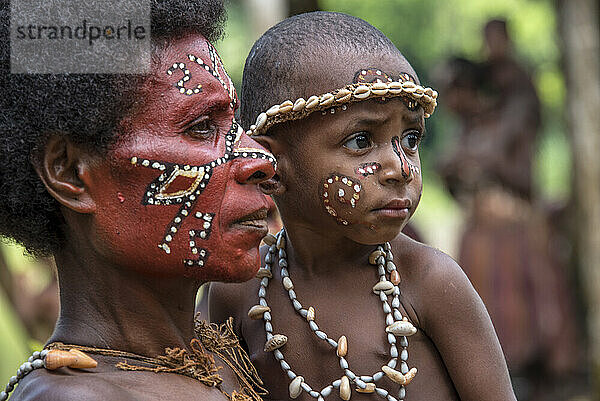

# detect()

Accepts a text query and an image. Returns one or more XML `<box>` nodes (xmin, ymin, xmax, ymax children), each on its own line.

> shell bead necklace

<box><xmin>250</xmin><ymin>229</ymin><xmax>418</xmax><ymax>401</ymax></box>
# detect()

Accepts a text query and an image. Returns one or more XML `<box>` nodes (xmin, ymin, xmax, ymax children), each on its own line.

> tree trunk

<box><xmin>557</xmin><ymin>0</ymin><xmax>600</xmax><ymax>397</ymax></box>
<box><xmin>243</xmin><ymin>0</ymin><xmax>288</xmax><ymax>40</ymax></box>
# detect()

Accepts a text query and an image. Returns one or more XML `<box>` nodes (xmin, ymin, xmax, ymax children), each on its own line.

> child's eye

<box><xmin>343</xmin><ymin>132</ymin><xmax>372</xmax><ymax>150</ymax></box>
<box><xmin>186</xmin><ymin>117</ymin><xmax>215</xmax><ymax>139</ymax></box>
<box><xmin>401</xmin><ymin>131</ymin><xmax>422</xmax><ymax>151</ymax></box>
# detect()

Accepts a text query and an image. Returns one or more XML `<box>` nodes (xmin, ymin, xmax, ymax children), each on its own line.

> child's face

<box><xmin>280</xmin><ymin>96</ymin><xmax>424</xmax><ymax>245</ymax></box>
<box><xmin>84</xmin><ymin>34</ymin><xmax>275</xmax><ymax>282</ymax></box>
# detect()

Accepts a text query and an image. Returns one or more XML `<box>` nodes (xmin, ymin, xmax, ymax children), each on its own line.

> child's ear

<box><xmin>35</xmin><ymin>135</ymin><xmax>97</xmax><ymax>214</ymax></box>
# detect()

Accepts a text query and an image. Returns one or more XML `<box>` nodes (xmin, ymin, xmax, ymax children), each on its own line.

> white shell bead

<box><xmin>373</xmin><ymin>371</ymin><xmax>384</xmax><ymax>381</ymax></box>
<box><xmin>264</xmin><ymin>334</ymin><xmax>287</xmax><ymax>352</ymax></box>
<box><xmin>354</xmin><ymin>85</ymin><xmax>371</xmax><ymax>99</ymax></box>
<box><xmin>289</xmin><ymin>376</ymin><xmax>304</xmax><ymax>398</ymax></box>
<box><xmin>340</xmin><ymin>376</ymin><xmax>351</xmax><ymax>401</ymax></box>
<box><xmin>320</xmin><ymin>93</ymin><xmax>335</xmax><ymax>106</ymax></box>
<box><xmin>283</xmin><ymin>276</ymin><xmax>294</xmax><ymax>291</ymax></box>
<box><xmin>292</xmin><ymin>98</ymin><xmax>306</xmax><ymax>111</ymax></box>
<box><xmin>306</xmin><ymin>306</ymin><xmax>315</xmax><ymax>321</ymax></box>
<box><xmin>255</xmin><ymin>112</ymin><xmax>267</xmax><ymax>130</ymax></box>
<box><xmin>386</xmin><ymin>321</ymin><xmax>417</xmax><ymax>336</ymax></box>
<box><xmin>305</xmin><ymin>95</ymin><xmax>320</xmax><ymax>109</ymax></box>
<box><xmin>373</xmin><ymin>280</ymin><xmax>394</xmax><ymax>293</ymax></box>
<box><xmin>266</xmin><ymin>104</ymin><xmax>280</xmax><ymax>116</ymax></box>
<box><xmin>279</xmin><ymin>100</ymin><xmax>293</xmax><ymax>113</ymax></box>
<box><xmin>400</xmin><ymin>361</ymin><xmax>409</xmax><ymax>374</ymax></box>
<box><xmin>248</xmin><ymin>305</ymin><xmax>270</xmax><ymax>320</ymax></box>
<box><xmin>321</xmin><ymin>385</ymin><xmax>333</xmax><ymax>397</ymax></box>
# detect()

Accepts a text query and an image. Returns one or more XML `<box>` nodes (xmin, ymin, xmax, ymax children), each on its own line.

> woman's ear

<box><xmin>35</xmin><ymin>135</ymin><xmax>97</xmax><ymax>213</ymax></box>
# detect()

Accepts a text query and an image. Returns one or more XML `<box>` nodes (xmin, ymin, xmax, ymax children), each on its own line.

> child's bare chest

<box><xmin>240</xmin><ymin>270</ymin><xmax>460</xmax><ymax>401</ymax></box>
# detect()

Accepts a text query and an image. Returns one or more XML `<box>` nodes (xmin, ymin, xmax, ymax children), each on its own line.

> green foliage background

<box><xmin>0</xmin><ymin>0</ymin><xmax>572</xmax><ymax>390</ymax></box>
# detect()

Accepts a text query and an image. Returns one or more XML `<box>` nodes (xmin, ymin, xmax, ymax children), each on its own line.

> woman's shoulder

<box><xmin>9</xmin><ymin>367</ymin><xmax>135</xmax><ymax>401</ymax></box>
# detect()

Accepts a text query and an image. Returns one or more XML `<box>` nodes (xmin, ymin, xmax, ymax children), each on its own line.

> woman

<box><xmin>0</xmin><ymin>1</ymin><xmax>273</xmax><ymax>399</ymax></box>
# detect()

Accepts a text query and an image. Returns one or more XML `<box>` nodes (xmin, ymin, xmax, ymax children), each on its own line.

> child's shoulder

<box><xmin>391</xmin><ymin>232</ymin><xmax>463</xmax><ymax>278</ymax></box>
<box><xmin>390</xmin><ymin>233</ymin><xmax>480</xmax><ymax>327</ymax></box>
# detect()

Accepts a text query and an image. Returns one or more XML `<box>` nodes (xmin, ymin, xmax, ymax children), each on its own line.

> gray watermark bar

<box><xmin>10</xmin><ymin>0</ymin><xmax>150</xmax><ymax>74</ymax></box>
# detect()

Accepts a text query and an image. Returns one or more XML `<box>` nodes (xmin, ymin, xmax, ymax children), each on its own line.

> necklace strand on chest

<box><xmin>249</xmin><ymin>229</ymin><xmax>418</xmax><ymax>401</ymax></box>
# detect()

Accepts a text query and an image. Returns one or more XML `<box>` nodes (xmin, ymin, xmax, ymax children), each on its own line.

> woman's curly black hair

<box><xmin>0</xmin><ymin>0</ymin><xmax>226</xmax><ymax>256</ymax></box>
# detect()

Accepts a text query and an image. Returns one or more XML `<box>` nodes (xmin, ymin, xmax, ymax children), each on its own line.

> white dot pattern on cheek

<box><xmin>322</xmin><ymin>173</ymin><xmax>362</xmax><ymax>226</ymax></box>
<box><xmin>130</xmin><ymin>120</ymin><xmax>276</xmax><ymax>270</ymax></box>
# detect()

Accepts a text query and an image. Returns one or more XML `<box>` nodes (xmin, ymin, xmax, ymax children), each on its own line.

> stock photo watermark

<box><xmin>10</xmin><ymin>0</ymin><xmax>151</xmax><ymax>73</ymax></box>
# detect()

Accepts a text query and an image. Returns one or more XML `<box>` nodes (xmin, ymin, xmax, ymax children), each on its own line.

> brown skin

<box><xmin>11</xmin><ymin>33</ymin><xmax>274</xmax><ymax>401</ymax></box>
<box><xmin>209</xmin><ymin>54</ymin><xmax>516</xmax><ymax>400</ymax></box>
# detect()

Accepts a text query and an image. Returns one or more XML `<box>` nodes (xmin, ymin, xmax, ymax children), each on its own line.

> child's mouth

<box><xmin>372</xmin><ymin>199</ymin><xmax>412</xmax><ymax>218</ymax></box>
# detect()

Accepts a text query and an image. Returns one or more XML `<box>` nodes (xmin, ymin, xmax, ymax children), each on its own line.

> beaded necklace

<box><xmin>0</xmin><ymin>319</ymin><xmax>266</xmax><ymax>401</ymax></box>
<box><xmin>249</xmin><ymin>229</ymin><xmax>418</xmax><ymax>401</ymax></box>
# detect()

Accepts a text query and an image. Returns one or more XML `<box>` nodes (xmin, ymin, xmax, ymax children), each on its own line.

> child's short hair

<box><xmin>0</xmin><ymin>0</ymin><xmax>226</xmax><ymax>256</ymax></box>
<box><xmin>240</xmin><ymin>11</ymin><xmax>404</xmax><ymax>129</ymax></box>
<box><xmin>240</xmin><ymin>12</ymin><xmax>437</xmax><ymax>138</ymax></box>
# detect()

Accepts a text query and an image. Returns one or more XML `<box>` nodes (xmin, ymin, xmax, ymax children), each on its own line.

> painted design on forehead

<box><xmin>166</xmin><ymin>41</ymin><xmax>237</xmax><ymax>108</ymax></box>
<box><xmin>322</xmin><ymin>173</ymin><xmax>362</xmax><ymax>226</ymax></box>
<box><xmin>355</xmin><ymin>162</ymin><xmax>382</xmax><ymax>178</ymax></box>
<box><xmin>354</xmin><ymin>68</ymin><xmax>419</xmax><ymax>111</ymax></box>
<box><xmin>391</xmin><ymin>136</ymin><xmax>419</xmax><ymax>180</ymax></box>
<box><xmin>130</xmin><ymin>120</ymin><xmax>276</xmax><ymax>270</ymax></box>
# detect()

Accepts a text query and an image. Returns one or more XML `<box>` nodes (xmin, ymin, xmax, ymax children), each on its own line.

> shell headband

<box><xmin>247</xmin><ymin>69</ymin><xmax>438</xmax><ymax>136</ymax></box>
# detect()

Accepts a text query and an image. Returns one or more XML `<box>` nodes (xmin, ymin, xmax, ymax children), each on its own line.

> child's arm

<box><xmin>417</xmin><ymin>249</ymin><xmax>516</xmax><ymax>401</ymax></box>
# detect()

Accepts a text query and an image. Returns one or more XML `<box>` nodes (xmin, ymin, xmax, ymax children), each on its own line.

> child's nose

<box><xmin>232</xmin><ymin>135</ymin><xmax>276</xmax><ymax>185</ymax></box>
<box><xmin>378</xmin><ymin>142</ymin><xmax>414</xmax><ymax>185</ymax></box>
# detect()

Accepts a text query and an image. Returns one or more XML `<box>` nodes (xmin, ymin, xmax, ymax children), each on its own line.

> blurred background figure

<box><xmin>436</xmin><ymin>19</ymin><xmax>582</xmax><ymax>401</ymax></box>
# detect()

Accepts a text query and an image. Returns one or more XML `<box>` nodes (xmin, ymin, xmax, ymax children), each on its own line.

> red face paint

<box><xmin>391</xmin><ymin>136</ymin><xmax>415</xmax><ymax>180</ymax></box>
<box><xmin>86</xmin><ymin>34</ymin><xmax>275</xmax><ymax>282</ymax></box>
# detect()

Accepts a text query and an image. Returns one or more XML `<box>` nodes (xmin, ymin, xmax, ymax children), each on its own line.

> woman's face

<box><xmin>86</xmin><ymin>33</ymin><xmax>276</xmax><ymax>282</ymax></box>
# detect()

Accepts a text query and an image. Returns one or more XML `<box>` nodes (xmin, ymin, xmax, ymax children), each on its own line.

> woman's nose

<box><xmin>232</xmin><ymin>133</ymin><xmax>276</xmax><ymax>185</ymax></box>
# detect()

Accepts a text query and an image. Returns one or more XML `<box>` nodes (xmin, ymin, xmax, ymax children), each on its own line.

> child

<box><xmin>208</xmin><ymin>11</ymin><xmax>516</xmax><ymax>401</ymax></box>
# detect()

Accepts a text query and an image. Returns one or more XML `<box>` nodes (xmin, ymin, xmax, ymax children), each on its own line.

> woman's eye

<box><xmin>186</xmin><ymin>118</ymin><xmax>214</xmax><ymax>139</ymax></box>
<box><xmin>343</xmin><ymin>133</ymin><xmax>372</xmax><ymax>150</ymax></box>
<box><xmin>401</xmin><ymin>132</ymin><xmax>421</xmax><ymax>151</ymax></box>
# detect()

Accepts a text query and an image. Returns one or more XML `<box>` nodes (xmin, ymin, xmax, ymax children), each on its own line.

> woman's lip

<box><xmin>230</xmin><ymin>207</ymin><xmax>269</xmax><ymax>234</ymax></box>
<box><xmin>231</xmin><ymin>207</ymin><xmax>268</xmax><ymax>226</ymax></box>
